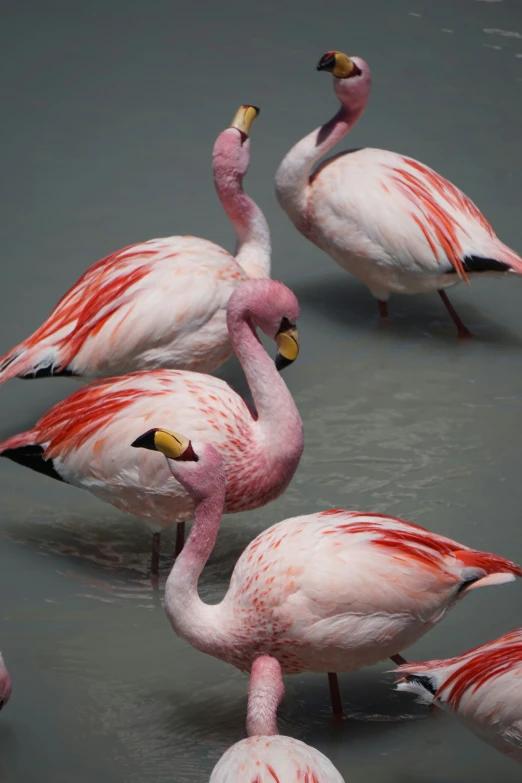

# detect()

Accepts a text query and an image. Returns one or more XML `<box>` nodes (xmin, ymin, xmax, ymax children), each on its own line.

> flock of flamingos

<box><xmin>1</xmin><ymin>49</ymin><xmax>522</xmax><ymax>780</ymax></box>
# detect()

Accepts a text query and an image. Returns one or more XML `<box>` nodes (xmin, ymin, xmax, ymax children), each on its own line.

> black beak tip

<box><xmin>131</xmin><ymin>429</ymin><xmax>157</xmax><ymax>450</ymax></box>
<box><xmin>275</xmin><ymin>353</ymin><xmax>293</xmax><ymax>372</ymax></box>
<box><xmin>0</xmin><ymin>699</ymin><xmax>4</xmax><ymax>711</ymax></box>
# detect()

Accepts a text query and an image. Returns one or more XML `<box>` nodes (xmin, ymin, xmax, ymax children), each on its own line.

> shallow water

<box><xmin>1</xmin><ymin>0</ymin><xmax>522</xmax><ymax>780</ymax></box>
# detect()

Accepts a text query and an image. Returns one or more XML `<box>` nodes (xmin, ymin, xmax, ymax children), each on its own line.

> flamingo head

<box><xmin>317</xmin><ymin>51</ymin><xmax>371</xmax><ymax>110</ymax></box>
<box><xmin>0</xmin><ymin>653</ymin><xmax>12</xmax><ymax>712</ymax></box>
<box><xmin>131</xmin><ymin>430</ymin><xmax>224</xmax><ymax>500</ymax></box>
<box><xmin>213</xmin><ymin>105</ymin><xmax>260</xmax><ymax>180</ymax></box>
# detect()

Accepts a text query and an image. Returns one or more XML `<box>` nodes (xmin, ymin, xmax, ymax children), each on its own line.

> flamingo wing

<box><xmin>0</xmin><ymin>236</ymin><xmax>244</xmax><ymax>381</ymax></box>
<box><xmin>210</xmin><ymin>736</ymin><xmax>345</xmax><ymax>782</ymax></box>
<box><xmin>311</xmin><ymin>149</ymin><xmax>522</xmax><ymax>281</ymax></box>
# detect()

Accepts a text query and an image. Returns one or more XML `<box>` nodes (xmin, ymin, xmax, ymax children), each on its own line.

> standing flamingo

<box><xmin>275</xmin><ymin>51</ymin><xmax>522</xmax><ymax>336</ymax></box>
<box><xmin>0</xmin><ymin>652</ymin><xmax>12</xmax><ymax>711</ymax></box>
<box><xmin>131</xmin><ymin>427</ymin><xmax>521</xmax><ymax>717</ymax></box>
<box><xmin>394</xmin><ymin>628</ymin><xmax>522</xmax><ymax>764</ymax></box>
<box><xmin>0</xmin><ymin>279</ymin><xmax>303</xmax><ymax>575</ymax></box>
<box><xmin>209</xmin><ymin>655</ymin><xmax>345</xmax><ymax>782</ymax></box>
<box><xmin>0</xmin><ymin>105</ymin><xmax>271</xmax><ymax>382</ymax></box>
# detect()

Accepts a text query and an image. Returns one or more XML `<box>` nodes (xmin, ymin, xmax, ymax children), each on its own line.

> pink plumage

<box><xmin>131</xmin><ymin>434</ymin><xmax>520</xmax><ymax>714</ymax></box>
<box><xmin>0</xmin><ymin>279</ymin><xmax>303</xmax><ymax>573</ymax></box>
<box><xmin>210</xmin><ymin>656</ymin><xmax>344</xmax><ymax>782</ymax></box>
<box><xmin>275</xmin><ymin>51</ymin><xmax>522</xmax><ymax>335</ymax></box>
<box><xmin>394</xmin><ymin>629</ymin><xmax>522</xmax><ymax>763</ymax></box>
<box><xmin>0</xmin><ymin>106</ymin><xmax>270</xmax><ymax>382</ymax></box>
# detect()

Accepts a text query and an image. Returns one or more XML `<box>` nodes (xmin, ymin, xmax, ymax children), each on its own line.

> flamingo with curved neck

<box><xmin>132</xmin><ymin>428</ymin><xmax>522</xmax><ymax>716</ymax></box>
<box><xmin>0</xmin><ymin>105</ymin><xmax>271</xmax><ymax>383</ymax></box>
<box><xmin>0</xmin><ymin>279</ymin><xmax>303</xmax><ymax>576</ymax></box>
<box><xmin>210</xmin><ymin>655</ymin><xmax>345</xmax><ymax>781</ymax></box>
<box><xmin>275</xmin><ymin>50</ymin><xmax>522</xmax><ymax>336</ymax></box>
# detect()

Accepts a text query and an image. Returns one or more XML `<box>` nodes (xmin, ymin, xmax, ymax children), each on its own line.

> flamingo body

<box><xmin>210</xmin><ymin>655</ymin><xmax>344</xmax><ymax>782</ymax></box>
<box><xmin>217</xmin><ymin>511</ymin><xmax>521</xmax><ymax>674</ymax></box>
<box><xmin>0</xmin><ymin>652</ymin><xmax>12</xmax><ymax>711</ymax></box>
<box><xmin>0</xmin><ymin>280</ymin><xmax>303</xmax><ymax>534</ymax></box>
<box><xmin>395</xmin><ymin>629</ymin><xmax>522</xmax><ymax>763</ymax></box>
<box><xmin>0</xmin><ymin>107</ymin><xmax>270</xmax><ymax>382</ymax></box>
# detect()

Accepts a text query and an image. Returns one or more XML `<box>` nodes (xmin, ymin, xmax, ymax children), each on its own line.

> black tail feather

<box><xmin>1</xmin><ymin>445</ymin><xmax>65</xmax><ymax>482</ymax></box>
<box><xmin>451</xmin><ymin>256</ymin><xmax>512</xmax><ymax>274</ymax></box>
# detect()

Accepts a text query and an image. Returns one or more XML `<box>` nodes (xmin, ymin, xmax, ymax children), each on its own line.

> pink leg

<box><xmin>175</xmin><ymin>521</ymin><xmax>186</xmax><ymax>559</ymax></box>
<box><xmin>438</xmin><ymin>290</ymin><xmax>471</xmax><ymax>338</ymax></box>
<box><xmin>328</xmin><ymin>672</ymin><xmax>343</xmax><ymax>720</ymax></box>
<box><xmin>378</xmin><ymin>300</ymin><xmax>389</xmax><ymax>319</ymax></box>
<box><xmin>151</xmin><ymin>532</ymin><xmax>161</xmax><ymax>579</ymax></box>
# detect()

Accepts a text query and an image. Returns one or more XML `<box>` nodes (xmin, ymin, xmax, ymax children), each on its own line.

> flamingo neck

<box><xmin>164</xmin><ymin>481</ymin><xmax>226</xmax><ymax>655</ymax></box>
<box><xmin>213</xmin><ymin>138</ymin><xmax>271</xmax><ymax>279</ymax></box>
<box><xmin>275</xmin><ymin>102</ymin><xmax>363</xmax><ymax>229</ymax></box>
<box><xmin>246</xmin><ymin>687</ymin><xmax>279</xmax><ymax>737</ymax></box>
<box><xmin>227</xmin><ymin>291</ymin><xmax>303</xmax><ymax>458</ymax></box>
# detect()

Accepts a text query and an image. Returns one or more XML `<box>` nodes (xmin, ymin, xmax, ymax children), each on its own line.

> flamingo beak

<box><xmin>230</xmin><ymin>105</ymin><xmax>260</xmax><ymax>138</ymax></box>
<box><xmin>275</xmin><ymin>319</ymin><xmax>299</xmax><ymax>371</ymax></box>
<box><xmin>316</xmin><ymin>51</ymin><xmax>359</xmax><ymax>79</ymax></box>
<box><xmin>131</xmin><ymin>428</ymin><xmax>197</xmax><ymax>461</ymax></box>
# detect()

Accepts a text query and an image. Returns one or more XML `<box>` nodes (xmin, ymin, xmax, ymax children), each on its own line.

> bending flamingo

<box><xmin>0</xmin><ymin>279</ymin><xmax>302</xmax><ymax>575</ymax></box>
<box><xmin>0</xmin><ymin>105</ymin><xmax>271</xmax><ymax>382</ymax></box>
<box><xmin>394</xmin><ymin>628</ymin><xmax>522</xmax><ymax>764</ymax></box>
<box><xmin>275</xmin><ymin>51</ymin><xmax>522</xmax><ymax>336</ymax></box>
<box><xmin>131</xmin><ymin>427</ymin><xmax>521</xmax><ymax>717</ymax></box>
<box><xmin>0</xmin><ymin>652</ymin><xmax>12</xmax><ymax>711</ymax></box>
<box><xmin>210</xmin><ymin>655</ymin><xmax>345</xmax><ymax>782</ymax></box>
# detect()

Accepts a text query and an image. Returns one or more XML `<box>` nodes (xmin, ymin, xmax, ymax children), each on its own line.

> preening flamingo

<box><xmin>0</xmin><ymin>652</ymin><xmax>12</xmax><ymax>711</ymax></box>
<box><xmin>0</xmin><ymin>279</ymin><xmax>303</xmax><ymax>575</ymax></box>
<box><xmin>209</xmin><ymin>655</ymin><xmax>345</xmax><ymax>782</ymax></box>
<box><xmin>275</xmin><ymin>51</ymin><xmax>522</xmax><ymax>336</ymax></box>
<box><xmin>131</xmin><ymin>428</ymin><xmax>521</xmax><ymax>717</ymax></box>
<box><xmin>394</xmin><ymin>628</ymin><xmax>522</xmax><ymax>764</ymax></box>
<box><xmin>0</xmin><ymin>105</ymin><xmax>271</xmax><ymax>382</ymax></box>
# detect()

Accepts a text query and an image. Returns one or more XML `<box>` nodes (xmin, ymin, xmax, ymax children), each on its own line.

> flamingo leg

<box><xmin>378</xmin><ymin>300</ymin><xmax>389</xmax><ymax>319</ymax></box>
<box><xmin>389</xmin><ymin>653</ymin><xmax>408</xmax><ymax>666</ymax></box>
<box><xmin>328</xmin><ymin>673</ymin><xmax>343</xmax><ymax>720</ymax></box>
<box><xmin>151</xmin><ymin>532</ymin><xmax>161</xmax><ymax>577</ymax></box>
<box><xmin>438</xmin><ymin>290</ymin><xmax>471</xmax><ymax>338</ymax></box>
<box><xmin>175</xmin><ymin>521</ymin><xmax>186</xmax><ymax>559</ymax></box>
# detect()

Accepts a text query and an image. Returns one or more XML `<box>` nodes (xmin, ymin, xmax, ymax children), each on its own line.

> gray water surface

<box><xmin>1</xmin><ymin>0</ymin><xmax>522</xmax><ymax>780</ymax></box>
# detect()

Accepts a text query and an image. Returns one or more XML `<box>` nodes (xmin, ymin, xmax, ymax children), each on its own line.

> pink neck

<box><xmin>164</xmin><ymin>461</ymin><xmax>227</xmax><ymax>654</ymax></box>
<box><xmin>275</xmin><ymin>70</ymin><xmax>370</xmax><ymax>225</ymax></box>
<box><xmin>226</xmin><ymin>283</ymin><xmax>303</xmax><ymax>457</ymax></box>
<box><xmin>213</xmin><ymin>130</ymin><xmax>271</xmax><ymax>279</ymax></box>
<box><xmin>246</xmin><ymin>657</ymin><xmax>284</xmax><ymax>737</ymax></box>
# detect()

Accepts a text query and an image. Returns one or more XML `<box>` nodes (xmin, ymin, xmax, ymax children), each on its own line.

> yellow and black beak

<box><xmin>275</xmin><ymin>317</ymin><xmax>299</xmax><ymax>372</ymax></box>
<box><xmin>316</xmin><ymin>51</ymin><xmax>358</xmax><ymax>79</ymax></box>
<box><xmin>230</xmin><ymin>105</ymin><xmax>260</xmax><ymax>138</ymax></box>
<box><xmin>131</xmin><ymin>428</ymin><xmax>198</xmax><ymax>461</ymax></box>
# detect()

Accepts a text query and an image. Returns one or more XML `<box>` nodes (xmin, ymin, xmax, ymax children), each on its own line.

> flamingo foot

<box><xmin>151</xmin><ymin>531</ymin><xmax>161</xmax><ymax>584</ymax></box>
<box><xmin>438</xmin><ymin>290</ymin><xmax>471</xmax><ymax>338</ymax></box>
<box><xmin>175</xmin><ymin>521</ymin><xmax>186</xmax><ymax>559</ymax></box>
<box><xmin>328</xmin><ymin>672</ymin><xmax>343</xmax><ymax>721</ymax></box>
<box><xmin>378</xmin><ymin>300</ymin><xmax>389</xmax><ymax>320</ymax></box>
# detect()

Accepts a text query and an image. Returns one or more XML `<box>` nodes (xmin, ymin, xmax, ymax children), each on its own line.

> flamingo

<box><xmin>131</xmin><ymin>427</ymin><xmax>521</xmax><ymax>717</ymax></box>
<box><xmin>275</xmin><ymin>50</ymin><xmax>522</xmax><ymax>337</ymax></box>
<box><xmin>0</xmin><ymin>105</ymin><xmax>271</xmax><ymax>382</ymax></box>
<box><xmin>209</xmin><ymin>655</ymin><xmax>345</xmax><ymax>782</ymax></box>
<box><xmin>0</xmin><ymin>652</ymin><xmax>12</xmax><ymax>712</ymax></box>
<box><xmin>394</xmin><ymin>628</ymin><xmax>522</xmax><ymax>764</ymax></box>
<box><xmin>0</xmin><ymin>279</ymin><xmax>303</xmax><ymax>576</ymax></box>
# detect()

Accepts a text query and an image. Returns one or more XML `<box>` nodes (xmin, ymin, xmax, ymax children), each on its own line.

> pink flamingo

<box><xmin>131</xmin><ymin>427</ymin><xmax>521</xmax><ymax>717</ymax></box>
<box><xmin>394</xmin><ymin>628</ymin><xmax>522</xmax><ymax>764</ymax></box>
<box><xmin>275</xmin><ymin>51</ymin><xmax>522</xmax><ymax>337</ymax></box>
<box><xmin>0</xmin><ymin>105</ymin><xmax>271</xmax><ymax>382</ymax></box>
<box><xmin>209</xmin><ymin>655</ymin><xmax>345</xmax><ymax>782</ymax></box>
<box><xmin>0</xmin><ymin>279</ymin><xmax>302</xmax><ymax>575</ymax></box>
<box><xmin>0</xmin><ymin>652</ymin><xmax>12</xmax><ymax>712</ymax></box>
